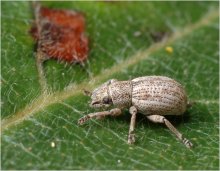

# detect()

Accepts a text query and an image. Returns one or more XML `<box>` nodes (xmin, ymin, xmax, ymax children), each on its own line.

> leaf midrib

<box><xmin>1</xmin><ymin>10</ymin><xmax>218</xmax><ymax>131</ymax></box>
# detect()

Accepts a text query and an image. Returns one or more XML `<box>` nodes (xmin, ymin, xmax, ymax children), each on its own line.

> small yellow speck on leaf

<box><xmin>165</xmin><ymin>46</ymin><xmax>173</xmax><ymax>54</ymax></box>
<box><xmin>51</xmin><ymin>142</ymin><xmax>56</xmax><ymax>148</ymax></box>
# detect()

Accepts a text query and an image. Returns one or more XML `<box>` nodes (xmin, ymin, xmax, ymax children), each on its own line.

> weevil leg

<box><xmin>146</xmin><ymin>115</ymin><xmax>193</xmax><ymax>149</ymax></box>
<box><xmin>78</xmin><ymin>108</ymin><xmax>122</xmax><ymax>125</ymax></box>
<box><xmin>128</xmin><ymin>106</ymin><xmax>138</xmax><ymax>144</ymax></box>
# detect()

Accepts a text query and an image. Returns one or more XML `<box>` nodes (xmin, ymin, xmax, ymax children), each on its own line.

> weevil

<box><xmin>78</xmin><ymin>76</ymin><xmax>193</xmax><ymax>148</ymax></box>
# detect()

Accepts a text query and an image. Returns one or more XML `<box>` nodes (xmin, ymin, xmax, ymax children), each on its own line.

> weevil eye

<box><xmin>102</xmin><ymin>96</ymin><xmax>112</xmax><ymax>104</ymax></box>
<box><xmin>103</xmin><ymin>96</ymin><xmax>109</xmax><ymax>104</ymax></box>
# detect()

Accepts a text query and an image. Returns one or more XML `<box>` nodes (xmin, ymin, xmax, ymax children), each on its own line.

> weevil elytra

<box><xmin>78</xmin><ymin>76</ymin><xmax>193</xmax><ymax>148</ymax></box>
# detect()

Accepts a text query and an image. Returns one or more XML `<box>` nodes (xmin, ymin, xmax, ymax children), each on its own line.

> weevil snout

<box><xmin>82</xmin><ymin>89</ymin><xmax>107</xmax><ymax>107</ymax></box>
<box><xmin>87</xmin><ymin>80</ymin><xmax>116</xmax><ymax>108</ymax></box>
<box><xmin>90</xmin><ymin>97</ymin><xmax>113</xmax><ymax>108</ymax></box>
<box><xmin>90</xmin><ymin>91</ymin><xmax>113</xmax><ymax>108</ymax></box>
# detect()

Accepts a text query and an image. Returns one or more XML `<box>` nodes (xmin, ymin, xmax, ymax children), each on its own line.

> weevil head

<box><xmin>89</xmin><ymin>79</ymin><xmax>117</xmax><ymax>108</ymax></box>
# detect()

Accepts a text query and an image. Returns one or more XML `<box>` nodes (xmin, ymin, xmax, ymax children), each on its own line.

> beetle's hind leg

<box><xmin>78</xmin><ymin>108</ymin><xmax>122</xmax><ymax>125</ymax></box>
<box><xmin>146</xmin><ymin>115</ymin><xmax>193</xmax><ymax>149</ymax></box>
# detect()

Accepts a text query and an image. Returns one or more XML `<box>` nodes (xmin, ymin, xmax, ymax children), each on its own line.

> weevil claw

<box><xmin>183</xmin><ymin>137</ymin><xmax>193</xmax><ymax>149</ymax></box>
<box><xmin>128</xmin><ymin>133</ymin><xmax>135</xmax><ymax>144</ymax></box>
<box><xmin>78</xmin><ymin>115</ymin><xmax>90</xmax><ymax>125</ymax></box>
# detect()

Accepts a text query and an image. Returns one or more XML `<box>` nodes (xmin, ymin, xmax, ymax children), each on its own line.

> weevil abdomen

<box><xmin>131</xmin><ymin>76</ymin><xmax>187</xmax><ymax>115</ymax></box>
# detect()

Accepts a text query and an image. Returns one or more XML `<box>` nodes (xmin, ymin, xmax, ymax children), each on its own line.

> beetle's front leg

<box><xmin>78</xmin><ymin>108</ymin><xmax>122</xmax><ymax>125</ymax></box>
<box><xmin>128</xmin><ymin>106</ymin><xmax>138</xmax><ymax>144</ymax></box>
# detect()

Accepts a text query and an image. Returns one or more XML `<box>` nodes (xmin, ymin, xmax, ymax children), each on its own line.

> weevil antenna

<box><xmin>83</xmin><ymin>89</ymin><xmax>92</xmax><ymax>96</ymax></box>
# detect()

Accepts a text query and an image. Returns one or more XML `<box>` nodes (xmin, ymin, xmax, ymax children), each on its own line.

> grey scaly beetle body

<box><xmin>78</xmin><ymin>76</ymin><xmax>193</xmax><ymax>148</ymax></box>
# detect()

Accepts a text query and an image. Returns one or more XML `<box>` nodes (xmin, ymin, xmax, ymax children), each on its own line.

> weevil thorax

<box><xmin>108</xmin><ymin>80</ymin><xmax>132</xmax><ymax>108</ymax></box>
<box><xmin>90</xmin><ymin>79</ymin><xmax>132</xmax><ymax>108</ymax></box>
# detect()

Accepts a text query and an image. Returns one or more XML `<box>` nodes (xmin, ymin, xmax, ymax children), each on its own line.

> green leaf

<box><xmin>1</xmin><ymin>1</ymin><xmax>219</xmax><ymax>170</ymax></box>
